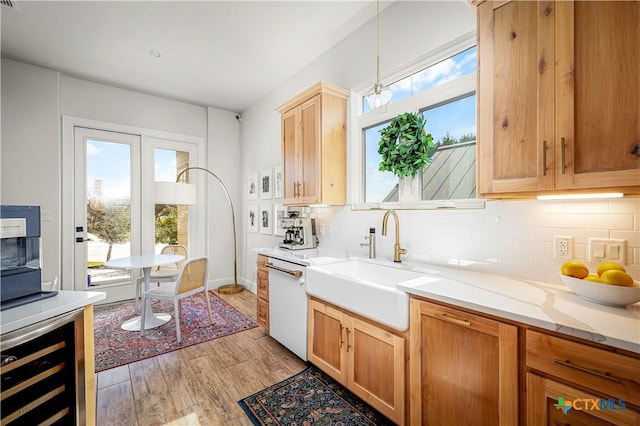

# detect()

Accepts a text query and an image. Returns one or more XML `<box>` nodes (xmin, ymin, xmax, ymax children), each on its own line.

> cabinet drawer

<box><xmin>256</xmin><ymin>298</ymin><xmax>269</xmax><ymax>331</ymax></box>
<box><xmin>257</xmin><ymin>268</ymin><xmax>269</xmax><ymax>301</ymax></box>
<box><xmin>526</xmin><ymin>330</ymin><xmax>640</xmax><ymax>406</ymax></box>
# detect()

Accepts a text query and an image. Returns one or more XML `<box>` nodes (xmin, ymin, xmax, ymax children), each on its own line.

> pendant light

<box><xmin>364</xmin><ymin>0</ymin><xmax>392</xmax><ymax>114</ymax></box>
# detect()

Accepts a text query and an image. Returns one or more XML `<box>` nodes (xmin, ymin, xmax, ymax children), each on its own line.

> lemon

<box><xmin>600</xmin><ymin>270</ymin><xmax>634</xmax><ymax>287</ymax></box>
<box><xmin>584</xmin><ymin>273</ymin><xmax>603</xmax><ymax>283</ymax></box>
<box><xmin>596</xmin><ymin>261</ymin><xmax>626</xmax><ymax>276</ymax></box>
<box><xmin>560</xmin><ymin>261</ymin><xmax>589</xmax><ymax>279</ymax></box>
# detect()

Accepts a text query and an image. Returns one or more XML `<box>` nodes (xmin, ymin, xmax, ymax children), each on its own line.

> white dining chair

<box><xmin>140</xmin><ymin>256</ymin><xmax>213</xmax><ymax>343</ymax></box>
<box><xmin>134</xmin><ymin>244</ymin><xmax>187</xmax><ymax>313</ymax></box>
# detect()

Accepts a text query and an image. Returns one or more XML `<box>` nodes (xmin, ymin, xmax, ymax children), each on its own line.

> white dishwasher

<box><xmin>266</xmin><ymin>257</ymin><xmax>307</xmax><ymax>361</ymax></box>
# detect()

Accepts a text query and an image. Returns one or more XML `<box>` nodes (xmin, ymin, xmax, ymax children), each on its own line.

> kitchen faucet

<box><xmin>382</xmin><ymin>209</ymin><xmax>407</xmax><ymax>262</ymax></box>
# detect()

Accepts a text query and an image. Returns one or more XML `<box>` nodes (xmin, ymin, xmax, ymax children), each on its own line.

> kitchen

<box><xmin>2</xmin><ymin>1</ymin><xmax>639</xmax><ymax>425</ymax></box>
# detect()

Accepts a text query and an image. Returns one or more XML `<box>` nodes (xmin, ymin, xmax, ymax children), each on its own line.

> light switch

<box><xmin>588</xmin><ymin>237</ymin><xmax>627</xmax><ymax>263</ymax></box>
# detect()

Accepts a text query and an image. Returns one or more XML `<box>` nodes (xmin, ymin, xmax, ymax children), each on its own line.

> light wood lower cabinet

<box><xmin>527</xmin><ymin>373</ymin><xmax>640</xmax><ymax>426</ymax></box>
<box><xmin>409</xmin><ymin>298</ymin><xmax>518</xmax><ymax>426</ymax></box>
<box><xmin>256</xmin><ymin>255</ymin><xmax>269</xmax><ymax>330</ymax></box>
<box><xmin>526</xmin><ymin>330</ymin><xmax>640</xmax><ymax>426</ymax></box>
<box><xmin>307</xmin><ymin>298</ymin><xmax>406</xmax><ymax>425</ymax></box>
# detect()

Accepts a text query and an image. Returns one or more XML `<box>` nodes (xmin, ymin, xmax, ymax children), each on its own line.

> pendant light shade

<box><xmin>365</xmin><ymin>0</ymin><xmax>392</xmax><ymax>114</ymax></box>
<box><xmin>365</xmin><ymin>83</ymin><xmax>393</xmax><ymax>114</ymax></box>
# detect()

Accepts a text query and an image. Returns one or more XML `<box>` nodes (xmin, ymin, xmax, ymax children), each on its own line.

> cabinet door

<box><xmin>298</xmin><ymin>96</ymin><xmax>321</xmax><ymax>204</ymax></box>
<box><xmin>527</xmin><ymin>373</ymin><xmax>640</xmax><ymax>426</ymax></box>
<box><xmin>346</xmin><ymin>316</ymin><xmax>405</xmax><ymax>425</ymax></box>
<box><xmin>282</xmin><ymin>108</ymin><xmax>299</xmax><ymax>203</ymax></box>
<box><xmin>555</xmin><ymin>1</ymin><xmax>640</xmax><ymax>190</ymax></box>
<box><xmin>307</xmin><ymin>299</ymin><xmax>347</xmax><ymax>385</ymax></box>
<box><xmin>410</xmin><ymin>299</ymin><xmax>518</xmax><ymax>426</ymax></box>
<box><xmin>478</xmin><ymin>0</ymin><xmax>555</xmax><ymax>195</ymax></box>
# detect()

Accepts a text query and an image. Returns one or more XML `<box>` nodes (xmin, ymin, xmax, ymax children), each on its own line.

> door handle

<box><xmin>75</xmin><ymin>237</ymin><xmax>90</xmax><ymax>243</ymax></box>
<box><xmin>265</xmin><ymin>262</ymin><xmax>303</xmax><ymax>277</ymax></box>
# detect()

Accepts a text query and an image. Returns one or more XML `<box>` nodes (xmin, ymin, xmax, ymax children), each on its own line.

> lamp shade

<box><xmin>154</xmin><ymin>182</ymin><xmax>197</xmax><ymax>205</ymax></box>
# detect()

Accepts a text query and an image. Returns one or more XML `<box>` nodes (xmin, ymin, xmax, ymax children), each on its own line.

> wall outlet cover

<box><xmin>553</xmin><ymin>236</ymin><xmax>574</xmax><ymax>259</ymax></box>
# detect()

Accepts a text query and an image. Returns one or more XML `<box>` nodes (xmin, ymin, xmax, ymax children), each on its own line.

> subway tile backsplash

<box><xmin>315</xmin><ymin>197</ymin><xmax>640</xmax><ymax>286</ymax></box>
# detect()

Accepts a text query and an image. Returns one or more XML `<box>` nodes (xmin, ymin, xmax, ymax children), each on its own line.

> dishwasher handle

<box><xmin>266</xmin><ymin>262</ymin><xmax>303</xmax><ymax>278</ymax></box>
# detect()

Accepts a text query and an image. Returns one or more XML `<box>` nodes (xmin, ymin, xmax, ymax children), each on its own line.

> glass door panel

<box><xmin>74</xmin><ymin>127</ymin><xmax>140</xmax><ymax>300</ymax></box>
<box><xmin>154</xmin><ymin>148</ymin><xmax>190</xmax><ymax>254</ymax></box>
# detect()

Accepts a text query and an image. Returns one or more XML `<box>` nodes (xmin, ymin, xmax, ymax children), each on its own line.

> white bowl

<box><xmin>560</xmin><ymin>274</ymin><xmax>640</xmax><ymax>307</ymax></box>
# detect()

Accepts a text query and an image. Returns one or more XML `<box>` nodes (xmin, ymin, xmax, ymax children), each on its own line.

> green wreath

<box><xmin>378</xmin><ymin>112</ymin><xmax>435</xmax><ymax>178</ymax></box>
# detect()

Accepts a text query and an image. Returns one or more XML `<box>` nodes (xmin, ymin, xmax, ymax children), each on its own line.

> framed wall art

<box><xmin>247</xmin><ymin>204</ymin><xmax>258</xmax><ymax>233</ymax></box>
<box><xmin>260</xmin><ymin>167</ymin><xmax>272</xmax><ymax>199</ymax></box>
<box><xmin>259</xmin><ymin>204</ymin><xmax>272</xmax><ymax>234</ymax></box>
<box><xmin>273</xmin><ymin>165</ymin><xmax>283</xmax><ymax>199</ymax></box>
<box><xmin>247</xmin><ymin>171</ymin><xmax>258</xmax><ymax>200</ymax></box>
<box><xmin>273</xmin><ymin>203</ymin><xmax>287</xmax><ymax>236</ymax></box>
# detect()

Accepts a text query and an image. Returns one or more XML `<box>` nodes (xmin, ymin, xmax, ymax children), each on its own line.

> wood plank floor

<box><xmin>96</xmin><ymin>290</ymin><xmax>307</xmax><ymax>426</ymax></box>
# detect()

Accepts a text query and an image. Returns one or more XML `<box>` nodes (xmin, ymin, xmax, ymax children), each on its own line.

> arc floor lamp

<box><xmin>155</xmin><ymin>166</ymin><xmax>243</xmax><ymax>294</ymax></box>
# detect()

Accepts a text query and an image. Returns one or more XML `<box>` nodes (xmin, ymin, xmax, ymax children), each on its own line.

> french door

<box><xmin>64</xmin><ymin>118</ymin><xmax>203</xmax><ymax>304</ymax></box>
<box><xmin>74</xmin><ymin>127</ymin><xmax>141</xmax><ymax>302</ymax></box>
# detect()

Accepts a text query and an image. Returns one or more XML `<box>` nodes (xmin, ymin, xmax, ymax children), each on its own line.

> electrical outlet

<box><xmin>553</xmin><ymin>236</ymin><xmax>574</xmax><ymax>259</ymax></box>
<box><xmin>588</xmin><ymin>238</ymin><xmax>626</xmax><ymax>263</ymax></box>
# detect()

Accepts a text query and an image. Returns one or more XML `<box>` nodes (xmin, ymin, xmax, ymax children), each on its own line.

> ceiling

<box><xmin>1</xmin><ymin>1</ymin><xmax>379</xmax><ymax>112</ymax></box>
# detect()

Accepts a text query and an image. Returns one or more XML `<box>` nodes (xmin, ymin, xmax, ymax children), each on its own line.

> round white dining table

<box><xmin>104</xmin><ymin>254</ymin><xmax>185</xmax><ymax>331</ymax></box>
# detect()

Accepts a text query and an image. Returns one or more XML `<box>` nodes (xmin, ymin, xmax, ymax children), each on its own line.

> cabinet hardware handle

<box><xmin>560</xmin><ymin>137</ymin><xmax>566</xmax><ymax>174</ymax></box>
<box><xmin>265</xmin><ymin>263</ymin><xmax>303</xmax><ymax>277</ymax></box>
<box><xmin>339</xmin><ymin>324</ymin><xmax>344</xmax><ymax>348</ymax></box>
<box><xmin>542</xmin><ymin>140</ymin><xmax>548</xmax><ymax>176</ymax></box>
<box><xmin>346</xmin><ymin>328</ymin><xmax>352</xmax><ymax>352</ymax></box>
<box><xmin>553</xmin><ymin>359</ymin><xmax>621</xmax><ymax>383</ymax></box>
<box><xmin>435</xmin><ymin>313</ymin><xmax>471</xmax><ymax>327</ymax></box>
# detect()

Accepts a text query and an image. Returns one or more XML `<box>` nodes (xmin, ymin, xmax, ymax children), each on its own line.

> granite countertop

<box><xmin>256</xmin><ymin>246</ymin><xmax>640</xmax><ymax>354</ymax></box>
<box><xmin>0</xmin><ymin>290</ymin><xmax>106</xmax><ymax>334</ymax></box>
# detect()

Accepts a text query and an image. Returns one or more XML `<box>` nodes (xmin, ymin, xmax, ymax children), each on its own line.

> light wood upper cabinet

<box><xmin>308</xmin><ymin>298</ymin><xmax>406</xmax><ymax>425</ymax></box>
<box><xmin>409</xmin><ymin>298</ymin><xmax>518</xmax><ymax>426</ymax></box>
<box><xmin>277</xmin><ymin>82</ymin><xmax>349</xmax><ymax>206</ymax></box>
<box><xmin>478</xmin><ymin>1</ymin><xmax>640</xmax><ymax>197</ymax></box>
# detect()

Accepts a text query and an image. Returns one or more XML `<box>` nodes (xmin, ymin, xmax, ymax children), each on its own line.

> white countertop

<box><xmin>1</xmin><ymin>290</ymin><xmax>106</xmax><ymax>334</ymax></box>
<box><xmin>256</xmin><ymin>247</ymin><xmax>640</xmax><ymax>354</ymax></box>
<box><xmin>254</xmin><ymin>246</ymin><xmax>350</xmax><ymax>266</ymax></box>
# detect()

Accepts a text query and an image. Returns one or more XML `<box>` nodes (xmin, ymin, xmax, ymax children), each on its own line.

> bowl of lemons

<box><xmin>560</xmin><ymin>261</ymin><xmax>640</xmax><ymax>307</ymax></box>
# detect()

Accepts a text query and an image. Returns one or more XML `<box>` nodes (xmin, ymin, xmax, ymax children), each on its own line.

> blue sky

<box><xmin>86</xmin><ymin>142</ymin><xmax>176</xmax><ymax>201</ymax></box>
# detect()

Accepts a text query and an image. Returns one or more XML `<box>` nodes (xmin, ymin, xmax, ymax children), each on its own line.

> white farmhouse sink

<box><xmin>306</xmin><ymin>258</ymin><xmax>438</xmax><ymax>331</ymax></box>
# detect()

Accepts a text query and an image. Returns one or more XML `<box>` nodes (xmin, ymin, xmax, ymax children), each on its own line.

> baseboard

<box><xmin>207</xmin><ymin>277</ymin><xmax>256</xmax><ymax>294</ymax></box>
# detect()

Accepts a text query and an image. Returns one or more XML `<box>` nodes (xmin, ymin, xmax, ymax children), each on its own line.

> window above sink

<box><xmin>349</xmin><ymin>31</ymin><xmax>484</xmax><ymax>211</ymax></box>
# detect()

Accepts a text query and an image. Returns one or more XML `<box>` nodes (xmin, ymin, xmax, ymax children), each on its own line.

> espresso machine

<box><xmin>279</xmin><ymin>217</ymin><xmax>318</xmax><ymax>250</ymax></box>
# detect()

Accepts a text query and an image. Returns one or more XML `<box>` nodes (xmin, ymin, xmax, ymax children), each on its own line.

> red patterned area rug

<box><xmin>94</xmin><ymin>291</ymin><xmax>257</xmax><ymax>372</ymax></box>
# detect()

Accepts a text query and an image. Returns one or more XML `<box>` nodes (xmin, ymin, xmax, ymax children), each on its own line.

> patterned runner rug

<box><xmin>94</xmin><ymin>290</ymin><xmax>257</xmax><ymax>372</ymax></box>
<box><xmin>238</xmin><ymin>365</ymin><xmax>395</xmax><ymax>425</ymax></box>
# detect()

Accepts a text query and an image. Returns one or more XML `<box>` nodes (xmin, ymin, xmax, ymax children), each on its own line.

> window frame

<box><xmin>348</xmin><ymin>31</ymin><xmax>484</xmax><ymax>210</ymax></box>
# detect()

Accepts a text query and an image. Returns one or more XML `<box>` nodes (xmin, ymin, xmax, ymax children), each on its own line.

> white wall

<box><xmin>239</xmin><ymin>1</ymin><xmax>640</xmax><ymax>286</ymax></box>
<box><xmin>1</xmin><ymin>60</ymin><xmax>61</xmax><ymax>281</ymax></box>
<box><xmin>206</xmin><ymin>107</ymin><xmax>242</xmax><ymax>287</ymax></box>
